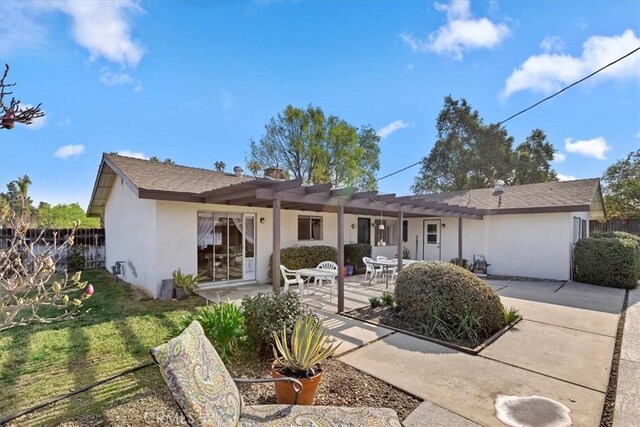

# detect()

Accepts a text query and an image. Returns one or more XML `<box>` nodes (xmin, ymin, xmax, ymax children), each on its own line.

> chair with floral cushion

<box><xmin>150</xmin><ymin>321</ymin><xmax>403</xmax><ymax>427</ymax></box>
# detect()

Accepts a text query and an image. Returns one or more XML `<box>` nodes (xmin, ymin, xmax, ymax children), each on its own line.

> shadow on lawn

<box><xmin>0</xmin><ymin>331</ymin><xmax>30</xmax><ymax>417</ymax></box>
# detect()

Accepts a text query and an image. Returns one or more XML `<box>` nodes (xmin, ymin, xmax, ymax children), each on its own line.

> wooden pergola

<box><xmin>141</xmin><ymin>177</ymin><xmax>486</xmax><ymax>312</ymax></box>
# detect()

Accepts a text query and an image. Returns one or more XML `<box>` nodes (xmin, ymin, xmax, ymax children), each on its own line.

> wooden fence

<box><xmin>0</xmin><ymin>227</ymin><xmax>106</xmax><ymax>270</ymax></box>
<box><xmin>589</xmin><ymin>219</ymin><xmax>640</xmax><ymax>236</ymax></box>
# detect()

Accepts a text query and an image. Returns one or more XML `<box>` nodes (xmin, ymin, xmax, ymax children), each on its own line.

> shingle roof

<box><xmin>105</xmin><ymin>154</ymin><xmax>258</xmax><ymax>193</ymax></box>
<box><xmin>88</xmin><ymin>154</ymin><xmax>603</xmax><ymax>219</ymax></box>
<box><xmin>413</xmin><ymin>179</ymin><xmax>601</xmax><ymax>211</ymax></box>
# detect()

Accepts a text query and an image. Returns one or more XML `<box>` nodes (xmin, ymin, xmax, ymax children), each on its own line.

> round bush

<box><xmin>574</xmin><ymin>237</ymin><xmax>640</xmax><ymax>289</ymax></box>
<box><xmin>394</xmin><ymin>261</ymin><xmax>506</xmax><ymax>344</ymax></box>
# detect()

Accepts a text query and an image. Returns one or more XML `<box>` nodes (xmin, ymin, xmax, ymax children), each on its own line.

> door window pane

<box><xmin>197</xmin><ymin>212</ymin><xmax>214</xmax><ymax>281</ymax></box>
<box><xmin>214</xmin><ymin>214</ymin><xmax>228</xmax><ymax>281</ymax></box>
<box><xmin>427</xmin><ymin>234</ymin><xmax>437</xmax><ymax>244</ymax></box>
<box><xmin>245</xmin><ymin>217</ymin><xmax>255</xmax><ymax>258</ymax></box>
<box><xmin>228</xmin><ymin>214</ymin><xmax>243</xmax><ymax>280</ymax></box>
<box><xmin>427</xmin><ymin>224</ymin><xmax>437</xmax><ymax>233</ymax></box>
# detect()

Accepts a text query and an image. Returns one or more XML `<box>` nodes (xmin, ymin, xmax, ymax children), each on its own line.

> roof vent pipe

<box><xmin>494</xmin><ymin>180</ymin><xmax>505</xmax><ymax>194</ymax></box>
<box><xmin>233</xmin><ymin>166</ymin><xmax>244</xmax><ymax>177</ymax></box>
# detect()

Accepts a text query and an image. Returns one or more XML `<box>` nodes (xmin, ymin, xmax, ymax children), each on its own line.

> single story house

<box><xmin>87</xmin><ymin>154</ymin><xmax>605</xmax><ymax>307</ymax></box>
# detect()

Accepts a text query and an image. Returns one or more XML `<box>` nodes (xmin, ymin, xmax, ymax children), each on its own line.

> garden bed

<box><xmin>12</xmin><ymin>356</ymin><xmax>420</xmax><ymax>426</ymax></box>
<box><xmin>345</xmin><ymin>305</ymin><xmax>521</xmax><ymax>354</ymax></box>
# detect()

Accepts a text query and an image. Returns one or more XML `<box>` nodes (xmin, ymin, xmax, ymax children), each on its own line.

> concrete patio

<box><xmin>196</xmin><ymin>276</ymin><xmax>628</xmax><ymax>426</ymax></box>
<box><xmin>313</xmin><ymin>278</ymin><xmax>625</xmax><ymax>426</ymax></box>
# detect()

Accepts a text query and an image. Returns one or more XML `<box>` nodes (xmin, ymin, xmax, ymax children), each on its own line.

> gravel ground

<box><xmin>12</xmin><ymin>358</ymin><xmax>420</xmax><ymax>426</ymax></box>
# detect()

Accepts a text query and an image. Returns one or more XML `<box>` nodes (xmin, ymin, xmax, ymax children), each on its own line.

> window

<box><xmin>573</xmin><ymin>217</ymin><xmax>583</xmax><ymax>243</ymax></box>
<box><xmin>298</xmin><ymin>216</ymin><xmax>323</xmax><ymax>240</ymax></box>
<box><xmin>581</xmin><ymin>219</ymin><xmax>587</xmax><ymax>239</ymax></box>
<box><xmin>403</xmin><ymin>220</ymin><xmax>408</xmax><ymax>243</ymax></box>
<box><xmin>374</xmin><ymin>219</ymin><xmax>397</xmax><ymax>246</ymax></box>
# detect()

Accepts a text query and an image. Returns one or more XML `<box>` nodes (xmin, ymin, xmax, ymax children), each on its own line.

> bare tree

<box><xmin>1</xmin><ymin>64</ymin><xmax>45</xmax><ymax>130</ymax></box>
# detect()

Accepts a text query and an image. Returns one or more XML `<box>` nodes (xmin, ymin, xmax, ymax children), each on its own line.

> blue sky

<box><xmin>1</xmin><ymin>0</ymin><xmax>639</xmax><ymax>209</ymax></box>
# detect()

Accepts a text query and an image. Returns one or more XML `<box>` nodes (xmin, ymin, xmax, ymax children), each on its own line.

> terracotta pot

<box><xmin>271</xmin><ymin>365</ymin><xmax>322</xmax><ymax>405</ymax></box>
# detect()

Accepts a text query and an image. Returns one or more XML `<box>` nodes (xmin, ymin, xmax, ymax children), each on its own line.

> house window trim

<box><xmin>298</xmin><ymin>215</ymin><xmax>323</xmax><ymax>241</ymax></box>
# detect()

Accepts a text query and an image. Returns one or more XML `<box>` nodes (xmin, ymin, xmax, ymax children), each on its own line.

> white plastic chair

<box><xmin>280</xmin><ymin>265</ymin><xmax>305</xmax><ymax>294</ymax></box>
<box><xmin>363</xmin><ymin>257</ymin><xmax>381</xmax><ymax>281</ymax></box>
<box><xmin>316</xmin><ymin>261</ymin><xmax>338</xmax><ymax>301</ymax></box>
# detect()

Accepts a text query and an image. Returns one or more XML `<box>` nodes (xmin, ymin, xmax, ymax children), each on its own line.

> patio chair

<box><xmin>363</xmin><ymin>257</ymin><xmax>381</xmax><ymax>281</ymax></box>
<box><xmin>315</xmin><ymin>261</ymin><xmax>338</xmax><ymax>301</ymax></box>
<box><xmin>280</xmin><ymin>265</ymin><xmax>305</xmax><ymax>294</ymax></box>
<box><xmin>150</xmin><ymin>321</ymin><xmax>402</xmax><ymax>427</ymax></box>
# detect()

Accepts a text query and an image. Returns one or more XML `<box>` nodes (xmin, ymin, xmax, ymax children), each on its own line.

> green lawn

<box><xmin>0</xmin><ymin>269</ymin><xmax>205</xmax><ymax>425</ymax></box>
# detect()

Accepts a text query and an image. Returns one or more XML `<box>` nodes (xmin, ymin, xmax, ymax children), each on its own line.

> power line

<box><xmin>375</xmin><ymin>46</ymin><xmax>640</xmax><ymax>183</ymax></box>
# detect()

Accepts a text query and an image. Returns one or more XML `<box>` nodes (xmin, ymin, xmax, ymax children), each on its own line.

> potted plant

<box><xmin>271</xmin><ymin>314</ymin><xmax>340</xmax><ymax>405</ymax></box>
<box><xmin>172</xmin><ymin>269</ymin><xmax>202</xmax><ymax>300</ymax></box>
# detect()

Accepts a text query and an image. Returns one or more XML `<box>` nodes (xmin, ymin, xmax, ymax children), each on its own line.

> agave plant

<box><xmin>273</xmin><ymin>314</ymin><xmax>340</xmax><ymax>376</ymax></box>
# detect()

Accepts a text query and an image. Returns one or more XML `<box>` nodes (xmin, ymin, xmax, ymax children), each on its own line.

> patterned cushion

<box><xmin>239</xmin><ymin>404</ymin><xmax>403</xmax><ymax>426</ymax></box>
<box><xmin>150</xmin><ymin>321</ymin><xmax>241</xmax><ymax>427</ymax></box>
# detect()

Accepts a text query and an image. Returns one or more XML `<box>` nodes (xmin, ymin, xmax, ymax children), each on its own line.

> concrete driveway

<box><xmin>334</xmin><ymin>279</ymin><xmax>625</xmax><ymax>426</ymax></box>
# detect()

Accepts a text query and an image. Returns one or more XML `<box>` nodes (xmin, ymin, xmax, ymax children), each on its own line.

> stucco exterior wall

<box><xmin>104</xmin><ymin>182</ymin><xmax>589</xmax><ymax>296</ymax></box>
<box><xmin>482</xmin><ymin>212</ymin><xmax>574</xmax><ymax>280</ymax></box>
<box><xmin>104</xmin><ymin>179</ymin><xmax>157</xmax><ymax>297</ymax></box>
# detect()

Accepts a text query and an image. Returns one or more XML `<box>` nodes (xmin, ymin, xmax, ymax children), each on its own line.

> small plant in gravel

<box><xmin>242</xmin><ymin>291</ymin><xmax>308</xmax><ymax>349</ymax></box>
<box><xmin>503</xmin><ymin>306</ymin><xmax>520</xmax><ymax>324</ymax></box>
<box><xmin>369</xmin><ymin>296</ymin><xmax>382</xmax><ymax>308</ymax></box>
<box><xmin>381</xmin><ymin>291</ymin><xmax>395</xmax><ymax>306</ymax></box>
<box><xmin>395</xmin><ymin>261</ymin><xmax>506</xmax><ymax>345</ymax></box>
<box><xmin>176</xmin><ymin>302</ymin><xmax>245</xmax><ymax>362</ymax></box>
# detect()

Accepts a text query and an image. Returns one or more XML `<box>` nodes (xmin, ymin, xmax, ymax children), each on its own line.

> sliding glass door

<box><xmin>197</xmin><ymin>212</ymin><xmax>256</xmax><ymax>283</ymax></box>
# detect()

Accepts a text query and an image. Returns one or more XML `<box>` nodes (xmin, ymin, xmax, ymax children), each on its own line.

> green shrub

<box><xmin>345</xmin><ymin>243</ymin><xmax>372</xmax><ymax>274</ymax></box>
<box><xmin>67</xmin><ymin>245</ymin><xmax>85</xmax><ymax>272</ymax></box>
<box><xmin>268</xmin><ymin>245</ymin><xmax>338</xmax><ymax>282</ymax></box>
<box><xmin>175</xmin><ymin>303</ymin><xmax>245</xmax><ymax>362</ymax></box>
<box><xmin>242</xmin><ymin>291</ymin><xmax>308</xmax><ymax>348</ymax></box>
<box><xmin>574</xmin><ymin>237</ymin><xmax>640</xmax><ymax>289</ymax></box>
<box><xmin>381</xmin><ymin>291</ymin><xmax>394</xmax><ymax>306</ymax></box>
<box><xmin>503</xmin><ymin>306</ymin><xmax>520</xmax><ymax>324</ymax></box>
<box><xmin>394</xmin><ymin>261</ymin><xmax>506</xmax><ymax>345</ymax></box>
<box><xmin>449</xmin><ymin>258</ymin><xmax>469</xmax><ymax>269</ymax></box>
<box><xmin>591</xmin><ymin>231</ymin><xmax>640</xmax><ymax>245</ymax></box>
<box><xmin>369</xmin><ymin>296</ymin><xmax>382</xmax><ymax>308</ymax></box>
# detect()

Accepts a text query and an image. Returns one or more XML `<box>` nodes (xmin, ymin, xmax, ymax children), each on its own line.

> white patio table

<box><xmin>367</xmin><ymin>259</ymin><xmax>414</xmax><ymax>288</ymax></box>
<box><xmin>295</xmin><ymin>268</ymin><xmax>337</xmax><ymax>294</ymax></box>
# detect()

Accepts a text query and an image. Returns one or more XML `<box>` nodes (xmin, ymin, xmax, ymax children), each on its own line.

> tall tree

<box><xmin>0</xmin><ymin>175</ymin><xmax>34</xmax><ymax>223</ymax></box>
<box><xmin>412</xmin><ymin>97</ymin><xmax>513</xmax><ymax>193</ymax></box>
<box><xmin>512</xmin><ymin>129</ymin><xmax>557</xmax><ymax>185</ymax></box>
<box><xmin>0</xmin><ymin>64</ymin><xmax>44</xmax><ymax>129</ymax></box>
<box><xmin>246</xmin><ymin>160</ymin><xmax>261</xmax><ymax>177</ymax></box>
<box><xmin>249</xmin><ymin>105</ymin><xmax>380</xmax><ymax>189</ymax></box>
<box><xmin>37</xmin><ymin>202</ymin><xmax>101</xmax><ymax>228</ymax></box>
<box><xmin>602</xmin><ymin>149</ymin><xmax>640</xmax><ymax>219</ymax></box>
<box><xmin>214</xmin><ymin>161</ymin><xmax>226</xmax><ymax>172</ymax></box>
<box><xmin>412</xmin><ymin>96</ymin><xmax>557</xmax><ymax>193</ymax></box>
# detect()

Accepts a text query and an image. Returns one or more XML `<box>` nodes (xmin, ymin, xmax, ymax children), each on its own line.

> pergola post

<box><xmin>337</xmin><ymin>203</ymin><xmax>345</xmax><ymax>313</ymax></box>
<box><xmin>397</xmin><ymin>209</ymin><xmax>403</xmax><ymax>271</ymax></box>
<box><xmin>458</xmin><ymin>217</ymin><xmax>463</xmax><ymax>266</ymax></box>
<box><xmin>272</xmin><ymin>197</ymin><xmax>281</xmax><ymax>293</ymax></box>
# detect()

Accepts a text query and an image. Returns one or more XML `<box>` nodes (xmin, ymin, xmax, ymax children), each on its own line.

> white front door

<box><xmin>423</xmin><ymin>220</ymin><xmax>441</xmax><ymax>260</ymax></box>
